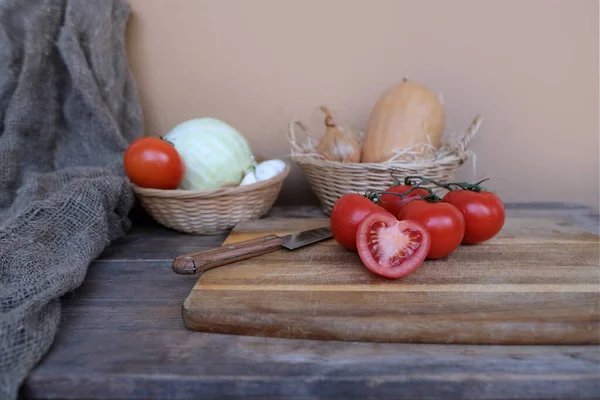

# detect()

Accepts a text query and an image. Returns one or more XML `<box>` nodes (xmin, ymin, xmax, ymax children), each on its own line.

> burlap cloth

<box><xmin>0</xmin><ymin>0</ymin><xmax>142</xmax><ymax>397</ymax></box>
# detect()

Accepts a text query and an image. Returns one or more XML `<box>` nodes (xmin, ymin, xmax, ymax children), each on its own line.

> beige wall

<box><xmin>125</xmin><ymin>0</ymin><xmax>599</xmax><ymax>209</ymax></box>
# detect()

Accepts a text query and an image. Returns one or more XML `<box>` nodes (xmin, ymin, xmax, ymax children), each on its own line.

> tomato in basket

<box><xmin>124</xmin><ymin>137</ymin><xmax>185</xmax><ymax>190</ymax></box>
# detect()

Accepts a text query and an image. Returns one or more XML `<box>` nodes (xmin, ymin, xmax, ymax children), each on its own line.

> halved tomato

<box><xmin>356</xmin><ymin>212</ymin><xmax>431</xmax><ymax>279</ymax></box>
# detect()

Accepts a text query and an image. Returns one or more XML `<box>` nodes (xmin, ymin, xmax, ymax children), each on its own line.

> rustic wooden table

<box><xmin>21</xmin><ymin>203</ymin><xmax>600</xmax><ymax>399</ymax></box>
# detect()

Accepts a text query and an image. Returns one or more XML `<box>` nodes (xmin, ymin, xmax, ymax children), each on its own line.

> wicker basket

<box><xmin>289</xmin><ymin>115</ymin><xmax>483</xmax><ymax>215</ymax></box>
<box><xmin>131</xmin><ymin>161</ymin><xmax>291</xmax><ymax>235</ymax></box>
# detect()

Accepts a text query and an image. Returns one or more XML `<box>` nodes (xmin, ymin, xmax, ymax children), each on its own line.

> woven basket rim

<box><xmin>131</xmin><ymin>161</ymin><xmax>291</xmax><ymax>199</ymax></box>
<box><xmin>291</xmin><ymin>152</ymin><xmax>465</xmax><ymax>170</ymax></box>
<box><xmin>288</xmin><ymin>114</ymin><xmax>483</xmax><ymax>167</ymax></box>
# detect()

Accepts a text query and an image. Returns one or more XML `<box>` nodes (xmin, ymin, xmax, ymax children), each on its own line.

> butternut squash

<box><xmin>361</xmin><ymin>80</ymin><xmax>445</xmax><ymax>163</ymax></box>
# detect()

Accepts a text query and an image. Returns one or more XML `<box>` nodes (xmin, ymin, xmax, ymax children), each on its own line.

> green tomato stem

<box><xmin>364</xmin><ymin>185</ymin><xmax>443</xmax><ymax>204</ymax></box>
<box><xmin>395</xmin><ymin>174</ymin><xmax>495</xmax><ymax>193</ymax></box>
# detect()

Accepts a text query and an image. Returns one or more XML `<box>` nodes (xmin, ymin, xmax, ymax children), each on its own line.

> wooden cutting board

<box><xmin>182</xmin><ymin>215</ymin><xmax>600</xmax><ymax>344</ymax></box>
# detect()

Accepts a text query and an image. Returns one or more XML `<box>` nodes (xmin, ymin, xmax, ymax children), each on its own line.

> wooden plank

<box><xmin>183</xmin><ymin>215</ymin><xmax>600</xmax><ymax>344</ymax></box>
<box><xmin>24</xmin><ymin>324</ymin><xmax>600</xmax><ymax>399</ymax></box>
<box><xmin>29</xmin><ymin>288</ymin><xmax>600</xmax><ymax>400</ymax></box>
<box><xmin>22</xmin><ymin>204</ymin><xmax>600</xmax><ymax>399</ymax></box>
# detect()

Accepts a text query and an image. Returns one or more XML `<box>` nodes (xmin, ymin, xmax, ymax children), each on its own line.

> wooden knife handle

<box><xmin>172</xmin><ymin>235</ymin><xmax>284</xmax><ymax>275</ymax></box>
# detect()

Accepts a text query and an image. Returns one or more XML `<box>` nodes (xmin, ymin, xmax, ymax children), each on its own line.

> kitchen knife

<box><xmin>172</xmin><ymin>226</ymin><xmax>332</xmax><ymax>275</ymax></box>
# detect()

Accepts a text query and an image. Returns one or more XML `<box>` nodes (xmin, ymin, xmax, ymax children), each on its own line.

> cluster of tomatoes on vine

<box><xmin>329</xmin><ymin>176</ymin><xmax>505</xmax><ymax>279</ymax></box>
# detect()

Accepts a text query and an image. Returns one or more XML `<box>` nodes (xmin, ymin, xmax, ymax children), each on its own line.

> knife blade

<box><xmin>172</xmin><ymin>226</ymin><xmax>332</xmax><ymax>275</ymax></box>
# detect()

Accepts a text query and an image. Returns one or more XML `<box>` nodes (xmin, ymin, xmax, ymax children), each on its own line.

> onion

<box><xmin>315</xmin><ymin>106</ymin><xmax>361</xmax><ymax>163</ymax></box>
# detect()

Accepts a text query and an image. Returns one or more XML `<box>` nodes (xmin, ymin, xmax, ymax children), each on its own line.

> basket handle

<box><xmin>456</xmin><ymin>115</ymin><xmax>483</xmax><ymax>155</ymax></box>
<box><xmin>288</xmin><ymin>119</ymin><xmax>320</xmax><ymax>154</ymax></box>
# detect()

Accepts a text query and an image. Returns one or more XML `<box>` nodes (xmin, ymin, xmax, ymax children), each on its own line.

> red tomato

<box><xmin>123</xmin><ymin>137</ymin><xmax>185</xmax><ymax>189</ymax></box>
<box><xmin>442</xmin><ymin>190</ymin><xmax>505</xmax><ymax>244</ymax></box>
<box><xmin>378</xmin><ymin>184</ymin><xmax>430</xmax><ymax>216</ymax></box>
<box><xmin>356</xmin><ymin>212</ymin><xmax>431</xmax><ymax>279</ymax></box>
<box><xmin>330</xmin><ymin>193</ymin><xmax>390</xmax><ymax>252</ymax></box>
<box><xmin>397</xmin><ymin>200</ymin><xmax>465</xmax><ymax>259</ymax></box>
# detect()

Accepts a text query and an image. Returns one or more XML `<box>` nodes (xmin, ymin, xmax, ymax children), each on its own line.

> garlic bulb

<box><xmin>239</xmin><ymin>159</ymin><xmax>286</xmax><ymax>186</ymax></box>
<box><xmin>240</xmin><ymin>171</ymin><xmax>258</xmax><ymax>185</ymax></box>
<box><xmin>255</xmin><ymin>159</ymin><xmax>286</xmax><ymax>181</ymax></box>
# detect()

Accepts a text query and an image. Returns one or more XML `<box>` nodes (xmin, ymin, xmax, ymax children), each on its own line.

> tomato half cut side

<box><xmin>356</xmin><ymin>212</ymin><xmax>431</xmax><ymax>279</ymax></box>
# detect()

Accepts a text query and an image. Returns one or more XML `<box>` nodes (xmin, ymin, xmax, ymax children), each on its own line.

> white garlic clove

<box><xmin>255</xmin><ymin>159</ymin><xmax>286</xmax><ymax>181</ymax></box>
<box><xmin>240</xmin><ymin>171</ymin><xmax>258</xmax><ymax>185</ymax></box>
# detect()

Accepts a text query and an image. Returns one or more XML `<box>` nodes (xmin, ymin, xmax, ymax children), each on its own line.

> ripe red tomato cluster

<box><xmin>329</xmin><ymin>178</ymin><xmax>505</xmax><ymax>279</ymax></box>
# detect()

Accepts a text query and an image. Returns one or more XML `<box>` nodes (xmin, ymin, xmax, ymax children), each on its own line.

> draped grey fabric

<box><xmin>0</xmin><ymin>0</ymin><xmax>142</xmax><ymax>397</ymax></box>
